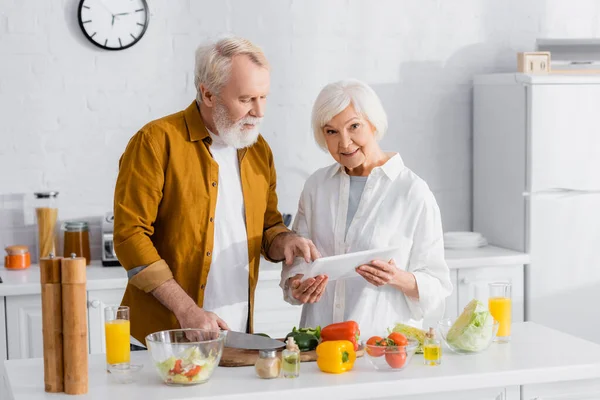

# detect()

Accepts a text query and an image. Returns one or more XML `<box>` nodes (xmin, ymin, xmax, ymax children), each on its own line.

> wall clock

<box><xmin>78</xmin><ymin>0</ymin><xmax>149</xmax><ymax>51</ymax></box>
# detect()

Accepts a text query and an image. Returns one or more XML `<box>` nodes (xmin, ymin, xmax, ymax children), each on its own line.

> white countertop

<box><xmin>0</xmin><ymin>246</ymin><xmax>529</xmax><ymax>296</ymax></box>
<box><xmin>4</xmin><ymin>323</ymin><xmax>600</xmax><ymax>400</ymax></box>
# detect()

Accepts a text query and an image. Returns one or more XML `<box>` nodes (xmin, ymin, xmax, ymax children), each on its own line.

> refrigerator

<box><xmin>473</xmin><ymin>73</ymin><xmax>600</xmax><ymax>344</ymax></box>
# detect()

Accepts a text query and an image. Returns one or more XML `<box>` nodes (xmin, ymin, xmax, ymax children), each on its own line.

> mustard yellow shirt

<box><xmin>114</xmin><ymin>101</ymin><xmax>289</xmax><ymax>342</ymax></box>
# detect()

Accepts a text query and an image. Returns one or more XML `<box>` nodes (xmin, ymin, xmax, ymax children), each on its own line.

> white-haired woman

<box><xmin>280</xmin><ymin>79</ymin><xmax>452</xmax><ymax>338</ymax></box>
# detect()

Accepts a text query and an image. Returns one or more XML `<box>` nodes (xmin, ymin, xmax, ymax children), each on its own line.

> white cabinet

<box><xmin>5</xmin><ymin>295</ymin><xmax>44</xmax><ymax>360</ymax></box>
<box><xmin>456</xmin><ymin>265</ymin><xmax>524</xmax><ymax>322</ymax></box>
<box><xmin>0</xmin><ymin>297</ymin><xmax>7</xmax><ymax>399</ymax></box>
<box><xmin>522</xmin><ymin>378</ymin><xmax>600</xmax><ymax>400</ymax></box>
<box><xmin>87</xmin><ymin>289</ymin><xmax>125</xmax><ymax>354</ymax></box>
<box><xmin>391</xmin><ymin>385</ymin><xmax>519</xmax><ymax>400</ymax></box>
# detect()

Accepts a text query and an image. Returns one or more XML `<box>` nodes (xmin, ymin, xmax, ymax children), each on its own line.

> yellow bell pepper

<box><xmin>316</xmin><ymin>340</ymin><xmax>356</xmax><ymax>374</ymax></box>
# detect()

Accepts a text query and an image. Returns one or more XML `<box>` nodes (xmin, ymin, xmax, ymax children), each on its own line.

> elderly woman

<box><xmin>280</xmin><ymin>79</ymin><xmax>452</xmax><ymax>338</ymax></box>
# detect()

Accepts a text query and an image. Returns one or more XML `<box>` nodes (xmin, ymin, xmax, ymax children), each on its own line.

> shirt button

<box><xmin>206</xmin><ymin>251</ymin><xmax>211</xmax><ymax>257</ymax></box>
<box><xmin>212</xmin><ymin>182</ymin><xmax>217</xmax><ymax>187</ymax></box>
<box><xmin>335</xmin><ymin>304</ymin><xmax>341</xmax><ymax>309</ymax></box>
<box><xmin>201</xmin><ymin>284</ymin><xmax>205</xmax><ymax>290</ymax></box>
<box><xmin>209</xmin><ymin>217</ymin><xmax>214</xmax><ymax>222</ymax></box>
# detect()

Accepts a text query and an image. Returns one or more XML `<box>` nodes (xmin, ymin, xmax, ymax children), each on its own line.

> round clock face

<box><xmin>78</xmin><ymin>0</ymin><xmax>149</xmax><ymax>51</ymax></box>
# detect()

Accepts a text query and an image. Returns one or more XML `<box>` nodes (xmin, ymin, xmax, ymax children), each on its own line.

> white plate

<box><xmin>300</xmin><ymin>246</ymin><xmax>404</xmax><ymax>282</ymax></box>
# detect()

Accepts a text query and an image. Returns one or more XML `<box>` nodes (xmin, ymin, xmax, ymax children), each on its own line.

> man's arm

<box><xmin>113</xmin><ymin>129</ymin><xmax>227</xmax><ymax>331</ymax></box>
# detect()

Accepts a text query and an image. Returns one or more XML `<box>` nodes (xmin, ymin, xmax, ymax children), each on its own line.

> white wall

<box><xmin>2</xmin><ymin>0</ymin><xmax>600</xmax><ymax>260</ymax></box>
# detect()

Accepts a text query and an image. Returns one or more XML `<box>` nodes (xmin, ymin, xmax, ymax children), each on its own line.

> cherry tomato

<box><xmin>385</xmin><ymin>348</ymin><xmax>407</xmax><ymax>368</ymax></box>
<box><xmin>366</xmin><ymin>336</ymin><xmax>386</xmax><ymax>357</ymax></box>
<box><xmin>387</xmin><ymin>332</ymin><xmax>408</xmax><ymax>347</ymax></box>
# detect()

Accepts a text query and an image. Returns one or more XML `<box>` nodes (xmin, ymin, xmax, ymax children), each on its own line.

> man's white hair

<box><xmin>194</xmin><ymin>36</ymin><xmax>269</xmax><ymax>103</ymax></box>
<box><xmin>311</xmin><ymin>79</ymin><xmax>388</xmax><ymax>151</ymax></box>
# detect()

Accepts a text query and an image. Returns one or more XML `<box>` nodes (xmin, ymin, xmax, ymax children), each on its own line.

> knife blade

<box><xmin>224</xmin><ymin>331</ymin><xmax>285</xmax><ymax>350</ymax></box>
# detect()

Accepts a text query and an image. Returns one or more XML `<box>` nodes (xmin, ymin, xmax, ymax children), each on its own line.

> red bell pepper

<box><xmin>320</xmin><ymin>321</ymin><xmax>360</xmax><ymax>351</ymax></box>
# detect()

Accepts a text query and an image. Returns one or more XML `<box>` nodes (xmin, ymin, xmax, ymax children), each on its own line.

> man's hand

<box><xmin>151</xmin><ymin>279</ymin><xmax>230</xmax><ymax>340</ymax></box>
<box><xmin>175</xmin><ymin>304</ymin><xmax>229</xmax><ymax>340</ymax></box>
<box><xmin>288</xmin><ymin>274</ymin><xmax>328</xmax><ymax>303</ymax></box>
<box><xmin>269</xmin><ymin>232</ymin><xmax>321</xmax><ymax>265</ymax></box>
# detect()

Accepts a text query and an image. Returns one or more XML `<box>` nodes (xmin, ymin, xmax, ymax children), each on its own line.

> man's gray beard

<box><xmin>213</xmin><ymin>102</ymin><xmax>261</xmax><ymax>149</ymax></box>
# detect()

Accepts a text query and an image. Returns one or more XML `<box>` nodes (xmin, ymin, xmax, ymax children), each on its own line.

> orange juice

<box><xmin>105</xmin><ymin>319</ymin><xmax>130</xmax><ymax>365</ymax></box>
<box><xmin>488</xmin><ymin>297</ymin><xmax>511</xmax><ymax>337</ymax></box>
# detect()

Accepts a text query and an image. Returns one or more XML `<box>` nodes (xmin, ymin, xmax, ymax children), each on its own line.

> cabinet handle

<box><xmin>88</xmin><ymin>300</ymin><xmax>100</xmax><ymax>309</ymax></box>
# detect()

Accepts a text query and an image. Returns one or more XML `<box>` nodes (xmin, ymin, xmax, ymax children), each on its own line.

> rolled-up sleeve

<box><xmin>113</xmin><ymin>129</ymin><xmax>173</xmax><ymax>292</ymax></box>
<box><xmin>404</xmin><ymin>191</ymin><xmax>453</xmax><ymax>320</ymax></box>
<box><xmin>260</xmin><ymin>142</ymin><xmax>291</xmax><ymax>262</ymax></box>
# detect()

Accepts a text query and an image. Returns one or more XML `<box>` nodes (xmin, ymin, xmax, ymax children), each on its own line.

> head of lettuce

<box><xmin>446</xmin><ymin>299</ymin><xmax>496</xmax><ymax>352</ymax></box>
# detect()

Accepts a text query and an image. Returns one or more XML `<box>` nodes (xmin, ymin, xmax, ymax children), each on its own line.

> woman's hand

<box><xmin>288</xmin><ymin>274</ymin><xmax>329</xmax><ymax>303</ymax></box>
<box><xmin>356</xmin><ymin>259</ymin><xmax>400</xmax><ymax>287</ymax></box>
<box><xmin>356</xmin><ymin>259</ymin><xmax>419</xmax><ymax>298</ymax></box>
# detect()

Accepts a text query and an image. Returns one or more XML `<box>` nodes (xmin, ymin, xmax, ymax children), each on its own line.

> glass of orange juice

<box><xmin>488</xmin><ymin>282</ymin><xmax>511</xmax><ymax>343</ymax></box>
<box><xmin>104</xmin><ymin>306</ymin><xmax>130</xmax><ymax>371</ymax></box>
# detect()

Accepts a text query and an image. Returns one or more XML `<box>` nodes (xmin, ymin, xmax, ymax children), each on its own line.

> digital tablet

<box><xmin>301</xmin><ymin>246</ymin><xmax>403</xmax><ymax>282</ymax></box>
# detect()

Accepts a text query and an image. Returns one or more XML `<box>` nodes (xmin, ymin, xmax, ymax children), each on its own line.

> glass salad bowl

<box><xmin>145</xmin><ymin>329</ymin><xmax>225</xmax><ymax>385</ymax></box>
<box><xmin>437</xmin><ymin>317</ymin><xmax>499</xmax><ymax>354</ymax></box>
<box><xmin>363</xmin><ymin>339</ymin><xmax>419</xmax><ymax>371</ymax></box>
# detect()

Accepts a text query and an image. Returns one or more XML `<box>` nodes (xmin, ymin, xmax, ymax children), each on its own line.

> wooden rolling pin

<box><xmin>61</xmin><ymin>254</ymin><xmax>88</xmax><ymax>395</ymax></box>
<box><xmin>40</xmin><ymin>254</ymin><xmax>64</xmax><ymax>393</ymax></box>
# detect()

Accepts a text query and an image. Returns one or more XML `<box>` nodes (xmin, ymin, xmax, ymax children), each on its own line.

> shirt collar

<box><xmin>328</xmin><ymin>153</ymin><xmax>405</xmax><ymax>180</ymax></box>
<box><xmin>183</xmin><ymin>101</ymin><xmax>211</xmax><ymax>143</ymax></box>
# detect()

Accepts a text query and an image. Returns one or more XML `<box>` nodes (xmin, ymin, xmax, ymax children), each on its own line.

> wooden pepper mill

<box><xmin>40</xmin><ymin>254</ymin><xmax>64</xmax><ymax>393</ymax></box>
<box><xmin>61</xmin><ymin>254</ymin><xmax>88</xmax><ymax>395</ymax></box>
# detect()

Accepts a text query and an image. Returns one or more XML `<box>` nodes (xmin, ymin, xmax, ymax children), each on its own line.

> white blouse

<box><xmin>280</xmin><ymin>153</ymin><xmax>453</xmax><ymax>339</ymax></box>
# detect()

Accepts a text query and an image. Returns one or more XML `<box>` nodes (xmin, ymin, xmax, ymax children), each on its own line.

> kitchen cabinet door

<box><xmin>253</xmin><ymin>278</ymin><xmax>302</xmax><ymax>338</ymax></box>
<box><xmin>0</xmin><ymin>297</ymin><xmax>7</xmax><ymax>400</ymax></box>
<box><xmin>378</xmin><ymin>385</ymin><xmax>519</xmax><ymax>400</ymax></box>
<box><xmin>522</xmin><ymin>378</ymin><xmax>600</xmax><ymax>400</ymax></box>
<box><xmin>6</xmin><ymin>295</ymin><xmax>44</xmax><ymax>359</ymax></box>
<box><xmin>457</xmin><ymin>265</ymin><xmax>524</xmax><ymax>322</ymax></box>
<box><xmin>87</xmin><ymin>289</ymin><xmax>125</xmax><ymax>354</ymax></box>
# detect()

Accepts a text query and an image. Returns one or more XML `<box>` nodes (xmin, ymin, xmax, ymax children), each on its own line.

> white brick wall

<box><xmin>1</xmin><ymin>0</ymin><xmax>600</xmax><ymax>261</ymax></box>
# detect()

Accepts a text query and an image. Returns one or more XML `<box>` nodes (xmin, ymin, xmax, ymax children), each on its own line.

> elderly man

<box><xmin>114</xmin><ymin>36</ymin><xmax>319</xmax><ymax>344</ymax></box>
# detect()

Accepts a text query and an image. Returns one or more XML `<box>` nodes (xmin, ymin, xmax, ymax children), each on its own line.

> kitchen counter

<box><xmin>4</xmin><ymin>323</ymin><xmax>600</xmax><ymax>400</ymax></box>
<box><xmin>0</xmin><ymin>246</ymin><xmax>529</xmax><ymax>296</ymax></box>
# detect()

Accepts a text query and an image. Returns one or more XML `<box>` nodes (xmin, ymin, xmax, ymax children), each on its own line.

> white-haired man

<box><xmin>114</xmin><ymin>36</ymin><xmax>319</xmax><ymax>344</ymax></box>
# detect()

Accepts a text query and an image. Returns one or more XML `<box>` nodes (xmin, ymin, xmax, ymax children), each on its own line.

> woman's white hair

<box><xmin>311</xmin><ymin>79</ymin><xmax>388</xmax><ymax>150</ymax></box>
<box><xmin>194</xmin><ymin>36</ymin><xmax>268</xmax><ymax>103</ymax></box>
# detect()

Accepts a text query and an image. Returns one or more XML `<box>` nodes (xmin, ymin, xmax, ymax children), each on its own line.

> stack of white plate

<box><xmin>443</xmin><ymin>231</ymin><xmax>488</xmax><ymax>249</ymax></box>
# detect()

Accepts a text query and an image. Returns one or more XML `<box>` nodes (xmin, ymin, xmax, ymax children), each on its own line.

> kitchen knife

<box><xmin>224</xmin><ymin>331</ymin><xmax>285</xmax><ymax>350</ymax></box>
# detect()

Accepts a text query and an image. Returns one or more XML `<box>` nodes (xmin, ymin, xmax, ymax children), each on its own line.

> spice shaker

<box><xmin>40</xmin><ymin>254</ymin><xmax>64</xmax><ymax>392</ymax></box>
<box><xmin>34</xmin><ymin>191</ymin><xmax>59</xmax><ymax>261</ymax></box>
<box><xmin>423</xmin><ymin>327</ymin><xmax>442</xmax><ymax>366</ymax></box>
<box><xmin>62</xmin><ymin>221</ymin><xmax>91</xmax><ymax>265</ymax></box>
<box><xmin>61</xmin><ymin>254</ymin><xmax>88</xmax><ymax>394</ymax></box>
<box><xmin>282</xmin><ymin>337</ymin><xmax>300</xmax><ymax>378</ymax></box>
<box><xmin>254</xmin><ymin>349</ymin><xmax>281</xmax><ymax>379</ymax></box>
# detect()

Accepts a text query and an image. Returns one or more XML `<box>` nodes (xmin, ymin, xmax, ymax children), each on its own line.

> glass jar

<box><xmin>62</xmin><ymin>221</ymin><xmax>91</xmax><ymax>265</ymax></box>
<box><xmin>33</xmin><ymin>191</ymin><xmax>59</xmax><ymax>261</ymax></box>
<box><xmin>254</xmin><ymin>349</ymin><xmax>281</xmax><ymax>379</ymax></box>
<box><xmin>4</xmin><ymin>245</ymin><xmax>31</xmax><ymax>269</ymax></box>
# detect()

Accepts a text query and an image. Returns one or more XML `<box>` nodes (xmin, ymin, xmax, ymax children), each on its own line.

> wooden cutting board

<box><xmin>219</xmin><ymin>344</ymin><xmax>364</xmax><ymax>367</ymax></box>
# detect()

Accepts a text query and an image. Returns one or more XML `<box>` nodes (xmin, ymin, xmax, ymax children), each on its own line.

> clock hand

<box><xmin>114</xmin><ymin>12</ymin><xmax>130</xmax><ymax>16</ymax></box>
<box><xmin>97</xmin><ymin>0</ymin><xmax>116</xmax><ymax>16</ymax></box>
